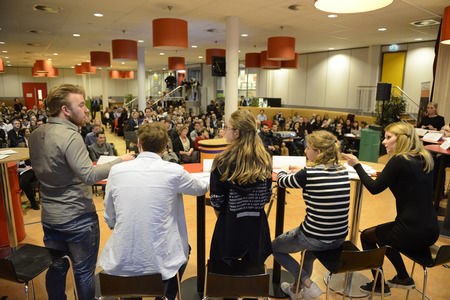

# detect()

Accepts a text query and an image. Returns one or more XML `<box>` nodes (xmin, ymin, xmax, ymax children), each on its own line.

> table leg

<box><xmin>433</xmin><ymin>154</ymin><xmax>446</xmax><ymax>211</ymax></box>
<box><xmin>197</xmin><ymin>195</ymin><xmax>205</xmax><ymax>294</ymax></box>
<box><xmin>0</xmin><ymin>162</ymin><xmax>18</xmax><ymax>250</ymax></box>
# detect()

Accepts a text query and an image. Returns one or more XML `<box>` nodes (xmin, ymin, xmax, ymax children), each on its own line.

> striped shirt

<box><xmin>277</xmin><ymin>164</ymin><xmax>350</xmax><ymax>241</ymax></box>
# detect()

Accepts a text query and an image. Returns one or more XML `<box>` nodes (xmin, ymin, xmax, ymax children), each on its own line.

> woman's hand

<box><xmin>341</xmin><ymin>153</ymin><xmax>359</xmax><ymax>167</ymax></box>
<box><xmin>289</xmin><ymin>165</ymin><xmax>302</xmax><ymax>174</ymax></box>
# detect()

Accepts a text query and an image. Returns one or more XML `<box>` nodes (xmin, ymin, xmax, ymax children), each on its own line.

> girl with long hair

<box><xmin>209</xmin><ymin>109</ymin><xmax>273</xmax><ymax>264</ymax></box>
<box><xmin>342</xmin><ymin>121</ymin><xmax>439</xmax><ymax>296</ymax></box>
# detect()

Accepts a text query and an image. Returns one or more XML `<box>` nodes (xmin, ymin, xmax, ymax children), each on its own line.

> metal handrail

<box><xmin>392</xmin><ymin>85</ymin><xmax>419</xmax><ymax>122</ymax></box>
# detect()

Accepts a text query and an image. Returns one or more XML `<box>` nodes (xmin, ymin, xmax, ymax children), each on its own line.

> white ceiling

<box><xmin>0</xmin><ymin>0</ymin><xmax>448</xmax><ymax>71</ymax></box>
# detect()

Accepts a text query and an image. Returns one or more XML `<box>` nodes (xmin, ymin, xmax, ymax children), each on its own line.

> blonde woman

<box><xmin>342</xmin><ymin>121</ymin><xmax>439</xmax><ymax>296</ymax></box>
<box><xmin>418</xmin><ymin>102</ymin><xmax>445</xmax><ymax>131</ymax></box>
<box><xmin>272</xmin><ymin>130</ymin><xmax>350</xmax><ymax>300</ymax></box>
<box><xmin>209</xmin><ymin>110</ymin><xmax>273</xmax><ymax>264</ymax></box>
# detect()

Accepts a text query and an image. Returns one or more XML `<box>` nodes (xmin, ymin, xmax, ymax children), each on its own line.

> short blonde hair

<box><xmin>306</xmin><ymin>130</ymin><xmax>343</xmax><ymax>169</ymax></box>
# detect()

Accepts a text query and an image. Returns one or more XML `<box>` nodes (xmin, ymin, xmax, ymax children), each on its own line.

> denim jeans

<box><xmin>42</xmin><ymin>212</ymin><xmax>100</xmax><ymax>300</ymax></box>
<box><xmin>272</xmin><ymin>226</ymin><xmax>345</xmax><ymax>286</ymax></box>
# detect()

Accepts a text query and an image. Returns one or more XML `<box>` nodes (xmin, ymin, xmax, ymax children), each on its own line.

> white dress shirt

<box><xmin>98</xmin><ymin>152</ymin><xmax>209</xmax><ymax>279</ymax></box>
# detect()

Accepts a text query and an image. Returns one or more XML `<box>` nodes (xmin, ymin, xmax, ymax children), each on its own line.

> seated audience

<box><xmin>194</xmin><ymin>127</ymin><xmax>210</xmax><ymax>150</ymax></box>
<box><xmin>126</xmin><ymin>111</ymin><xmax>141</xmax><ymax>131</ymax></box>
<box><xmin>85</xmin><ymin>124</ymin><xmax>101</xmax><ymax>146</ymax></box>
<box><xmin>214</xmin><ymin>128</ymin><xmax>225</xmax><ymax>139</ymax></box>
<box><xmin>259</xmin><ymin>123</ymin><xmax>278</xmax><ymax>155</ymax></box>
<box><xmin>8</xmin><ymin>118</ymin><xmax>24</xmax><ymax>147</ymax></box>
<box><xmin>98</xmin><ymin>122</ymin><xmax>209</xmax><ymax>300</ymax></box>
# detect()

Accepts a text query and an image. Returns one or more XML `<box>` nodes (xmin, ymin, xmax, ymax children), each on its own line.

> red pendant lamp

<box><xmin>267</xmin><ymin>37</ymin><xmax>295</xmax><ymax>61</ymax></box>
<box><xmin>47</xmin><ymin>68</ymin><xmax>59</xmax><ymax>77</ymax></box>
<box><xmin>206</xmin><ymin>49</ymin><xmax>226</xmax><ymax>65</ymax></box>
<box><xmin>90</xmin><ymin>51</ymin><xmax>111</xmax><ymax>67</ymax></box>
<box><xmin>75</xmin><ymin>65</ymin><xmax>83</xmax><ymax>75</ymax></box>
<box><xmin>441</xmin><ymin>6</ymin><xmax>450</xmax><ymax>44</ymax></box>
<box><xmin>281</xmin><ymin>53</ymin><xmax>299</xmax><ymax>69</ymax></box>
<box><xmin>112</xmin><ymin>39</ymin><xmax>138</xmax><ymax>61</ymax></box>
<box><xmin>109</xmin><ymin>70</ymin><xmax>122</xmax><ymax>79</ymax></box>
<box><xmin>168</xmin><ymin>57</ymin><xmax>185</xmax><ymax>70</ymax></box>
<box><xmin>35</xmin><ymin>60</ymin><xmax>53</xmax><ymax>73</ymax></box>
<box><xmin>122</xmin><ymin>71</ymin><xmax>134</xmax><ymax>79</ymax></box>
<box><xmin>245</xmin><ymin>53</ymin><xmax>261</xmax><ymax>68</ymax></box>
<box><xmin>32</xmin><ymin>67</ymin><xmax>45</xmax><ymax>77</ymax></box>
<box><xmin>153</xmin><ymin>18</ymin><xmax>188</xmax><ymax>50</ymax></box>
<box><xmin>260</xmin><ymin>51</ymin><xmax>281</xmax><ymax>69</ymax></box>
<box><xmin>0</xmin><ymin>59</ymin><xmax>4</xmax><ymax>73</ymax></box>
<box><xmin>81</xmin><ymin>62</ymin><xmax>96</xmax><ymax>74</ymax></box>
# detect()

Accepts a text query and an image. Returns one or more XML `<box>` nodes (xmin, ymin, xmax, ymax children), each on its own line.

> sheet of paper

<box><xmin>414</xmin><ymin>128</ymin><xmax>428</xmax><ymax>136</ymax></box>
<box><xmin>0</xmin><ymin>150</ymin><xmax>18</xmax><ymax>155</ymax></box>
<box><xmin>423</xmin><ymin>132</ymin><xmax>443</xmax><ymax>142</ymax></box>
<box><xmin>0</xmin><ymin>154</ymin><xmax>9</xmax><ymax>160</ymax></box>
<box><xmin>97</xmin><ymin>155</ymin><xmax>120</xmax><ymax>165</ymax></box>
<box><xmin>191</xmin><ymin>172</ymin><xmax>211</xmax><ymax>185</ymax></box>
<box><xmin>272</xmin><ymin>156</ymin><xmax>306</xmax><ymax>169</ymax></box>
<box><xmin>203</xmin><ymin>159</ymin><xmax>214</xmax><ymax>172</ymax></box>
<box><xmin>344</xmin><ymin>163</ymin><xmax>377</xmax><ymax>179</ymax></box>
<box><xmin>440</xmin><ymin>140</ymin><xmax>450</xmax><ymax>150</ymax></box>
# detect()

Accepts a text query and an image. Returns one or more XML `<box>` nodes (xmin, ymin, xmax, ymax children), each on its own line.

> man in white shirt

<box><xmin>98</xmin><ymin>122</ymin><xmax>209</xmax><ymax>300</ymax></box>
<box><xmin>257</xmin><ymin>109</ymin><xmax>267</xmax><ymax>122</ymax></box>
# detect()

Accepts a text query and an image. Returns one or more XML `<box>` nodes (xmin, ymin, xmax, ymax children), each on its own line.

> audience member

<box><xmin>8</xmin><ymin>118</ymin><xmax>23</xmax><ymax>147</ymax></box>
<box><xmin>173</xmin><ymin>126</ymin><xmax>199</xmax><ymax>163</ymax></box>
<box><xmin>194</xmin><ymin>127</ymin><xmax>210</xmax><ymax>150</ymax></box>
<box><xmin>88</xmin><ymin>131</ymin><xmax>114</xmax><ymax>161</ymax></box>
<box><xmin>85</xmin><ymin>124</ymin><xmax>101</xmax><ymax>146</ymax></box>
<box><xmin>259</xmin><ymin>123</ymin><xmax>278</xmax><ymax>155</ymax></box>
<box><xmin>418</xmin><ymin>102</ymin><xmax>445</xmax><ymax>131</ymax></box>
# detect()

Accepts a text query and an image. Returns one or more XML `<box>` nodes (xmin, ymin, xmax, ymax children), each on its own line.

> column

<box><xmin>225</xmin><ymin>16</ymin><xmax>239</xmax><ymax>121</ymax></box>
<box><xmin>101</xmin><ymin>68</ymin><xmax>109</xmax><ymax>109</ymax></box>
<box><xmin>138</xmin><ymin>45</ymin><xmax>146</xmax><ymax>110</ymax></box>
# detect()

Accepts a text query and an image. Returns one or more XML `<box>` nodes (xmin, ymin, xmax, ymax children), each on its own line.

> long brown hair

<box><xmin>212</xmin><ymin>110</ymin><xmax>272</xmax><ymax>185</ymax></box>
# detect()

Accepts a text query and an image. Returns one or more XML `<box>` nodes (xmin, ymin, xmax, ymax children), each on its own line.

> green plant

<box><xmin>124</xmin><ymin>94</ymin><xmax>133</xmax><ymax>105</ymax></box>
<box><xmin>373</xmin><ymin>96</ymin><xmax>406</xmax><ymax>128</ymax></box>
<box><xmin>250</xmin><ymin>97</ymin><xmax>259</xmax><ymax>107</ymax></box>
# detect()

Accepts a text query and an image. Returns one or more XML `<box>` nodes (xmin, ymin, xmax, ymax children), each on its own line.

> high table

<box><xmin>0</xmin><ymin>148</ymin><xmax>30</xmax><ymax>250</ymax></box>
<box><xmin>425</xmin><ymin>144</ymin><xmax>450</xmax><ymax>238</ymax></box>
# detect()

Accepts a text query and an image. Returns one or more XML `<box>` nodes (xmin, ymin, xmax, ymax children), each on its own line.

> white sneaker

<box><xmin>280</xmin><ymin>282</ymin><xmax>301</xmax><ymax>300</ymax></box>
<box><xmin>301</xmin><ymin>282</ymin><xmax>323</xmax><ymax>299</ymax></box>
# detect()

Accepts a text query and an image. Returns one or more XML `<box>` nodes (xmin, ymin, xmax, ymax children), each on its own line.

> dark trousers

<box><xmin>43</xmin><ymin>212</ymin><xmax>100</xmax><ymax>300</ymax></box>
<box><xmin>19</xmin><ymin>170</ymin><xmax>38</xmax><ymax>208</ymax></box>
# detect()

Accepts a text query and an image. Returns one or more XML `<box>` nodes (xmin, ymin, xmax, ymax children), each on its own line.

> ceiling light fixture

<box><xmin>241</xmin><ymin>34</ymin><xmax>248</xmax><ymax>37</ymax></box>
<box><xmin>441</xmin><ymin>6</ymin><xmax>450</xmax><ymax>44</ymax></box>
<box><xmin>378</xmin><ymin>28</ymin><xmax>387</xmax><ymax>31</ymax></box>
<box><xmin>0</xmin><ymin>59</ymin><xmax>4</xmax><ymax>73</ymax></box>
<box><xmin>112</xmin><ymin>31</ymin><xmax>138</xmax><ymax>61</ymax></box>
<box><xmin>138</xmin><ymin>40</ymin><xmax>144</xmax><ymax>43</ymax></box>
<box><xmin>328</xmin><ymin>14</ymin><xmax>338</xmax><ymax>18</ymax></box>
<box><xmin>314</xmin><ymin>0</ymin><xmax>393</xmax><ymax>13</ymax></box>
<box><xmin>94</xmin><ymin>13</ymin><xmax>103</xmax><ymax>17</ymax></box>
<box><xmin>192</xmin><ymin>45</ymin><xmax>198</xmax><ymax>48</ymax></box>
<box><xmin>90</xmin><ymin>51</ymin><xmax>111</xmax><ymax>67</ymax></box>
<box><xmin>267</xmin><ymin>36</ymin><xmax>295</xmax><ymax>61</ymax></box>
<box><xmin>0</xmin><ymin>42</ymin><xmax>5</xmax><ymax>44</ymax></box>
<box><xmin>245</xmin><ymin>53</ymin><xmax>260</xmax><ymax>68</ymax></box>
<box><xmin>206</xmin><ymin>48</ymin><xmax>226</xmax><ymax>65</ymax></box>
<box><xmin>153</xmin><ymin>15</ymin><xmax>188</xmax><ymax>50</ymax></box>
<box><xmin>73</xmin><ymin>33</ymin><xmax>80</xmax><ymax>37</ymax></box>
<box><xmin>168</xmin><ymin>57</ymin><xmax>186</xmax><ymax>70</ymax></box>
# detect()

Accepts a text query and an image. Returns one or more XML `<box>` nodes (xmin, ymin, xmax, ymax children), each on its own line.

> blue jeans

<box><xmin>272</xmin><ymin>226</ymin><xmax>345</xmax><ymax>286</ymax></box>
<box><xmin>42</xmin><ymin>212</ymin><xmax>100</xmax><ymax>300</ymax></box>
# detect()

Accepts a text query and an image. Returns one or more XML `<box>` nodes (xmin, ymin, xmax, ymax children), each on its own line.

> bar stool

<box><xmin>294</xmin><ymin>241</ymin><xmax>386</xmax><ymax>300</ymax></box>
<box><xmin>202</xmin><ymin>259</ymin><xmax>270</xmax><ymax>300</ymax></box>
<box><xmin>393</xmin><ymin>244</ymin><xmax>450</xmax><ymax>300</ymax></box>
<box><xmin>0</xmin><ymin>243</ymin><xmax>77</xmax><ymax>300</ymax></box>
<box><xmin>98</xmin><ymin>271</ymin><xmax>182</xmax><ymax>300</ymax></box>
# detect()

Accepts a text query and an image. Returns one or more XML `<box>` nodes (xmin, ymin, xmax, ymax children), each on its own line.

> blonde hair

<box><xmin>212</xmin><ymin>110</ymin><xmax>272</xmax><ymax>185</ymax></box>
<box><xmin>385</xmin><ymin>121</ymin><xmax>433</xmax><ymax>173</ymax></box>
<box><xmin>306</xmin><ymin>130</ymin><xmax>344</xmax><ymax>169</ymax></box>
<box><xmin>46</xmin><ymin>84</ymin><xmax>85</xmax><ymax>117</ymax></box>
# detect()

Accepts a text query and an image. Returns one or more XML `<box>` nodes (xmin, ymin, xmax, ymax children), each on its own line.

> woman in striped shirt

<box><xmin>272</xmin><ymin>130</ymin><xmax>350</xmax><ymax>300</ymax></box>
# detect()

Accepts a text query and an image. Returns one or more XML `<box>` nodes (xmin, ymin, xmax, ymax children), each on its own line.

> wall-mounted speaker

<box><xmin>376</xmin><ymin>82</ymin><xmax>392</xmax><ymax>101</ymax></box>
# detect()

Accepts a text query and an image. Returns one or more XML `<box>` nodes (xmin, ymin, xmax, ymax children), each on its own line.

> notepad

<box><xmin>272</xmin><ymin>156</ymin><xmax>307</xmax><ymax>169</ymax></box>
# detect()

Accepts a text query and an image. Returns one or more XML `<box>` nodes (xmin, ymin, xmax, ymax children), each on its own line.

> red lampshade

<box><xmin>245</xmin><ymin>53</ymin><xmax>261</xmax><ymax>68</ymax></box>
<box><xmin>81</xmin><ymin>62</ymin><xmax>96</xmax><ymax>74</ymax></box>
<box><xmin>32</xmin><ymin>67</ymin><xmax>45</xmax><ymax>77</ymax></box>
<box><xmin>441</xmin><ymin>6</ymin><xmax>450</xmax><ymax>44</ymax></box>
<box><xmin>109</xmin><ymin>70</ymin><xmax>122</xmax><ymax>79</ymax></box>
<box><xmin>112</xmin><ymin>39</ymin><xmax>138</xmax><ymax>61</ymax></box>
<box><xmin>281</xmin><ymin>53</ymin><xmax>299</xmax><ymax>69</ymax></box>
<box><xmin>206</xmin><ymin>49</ymin><xmax>226</xmax><ymax>65</ymax></box>
<box><xmin>122</xmin><ymin>71</ymin><xmax>134</xmax><ymax>79</ymax></box>
<box><xmin>75</xmin><ymin>65</ymin><xmax>83</xmax><ymax>75</ymax></box>
<box><xmin>35</xmin><ymin>60</ymin><xmax>53</xmax><ymax>73</ymax></box>
<box><xmin>260</xmin><ymin>51</ymin><xmax>281</xmax><ymax>69</ymax></box>
<box><xmin>90</xmin><ymin>51</ymin><xmax>111</xmax><ymax>67</ymax></box>
<box><xmin>153</xmin><ymin>18</ymin><xmax>188</xmax><ymax>50</ymax></box>
<box><xmin>47</xmin><ymin>68</ymin><xmax>59</xmax><ymax>77</ymax></box>
<box><xmin>0</xmin><ymin>59</ymin><xmax>4</xmax><ymax>73</ymax></box>
<box><xmin>168</xmin><ymin>57</ymin><xmax>186</xmax><ymax>70</ymax></box>
<box><xmin>267</xmin><ymin>36</ymin><xmax>295</xmax><ymax>61</ymax></box>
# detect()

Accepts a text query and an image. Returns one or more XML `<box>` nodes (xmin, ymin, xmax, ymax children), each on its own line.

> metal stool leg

<box><xmin>294</xmin><ymin>249</ymin><xmax>307</xmax><ymax>300</ymax></box>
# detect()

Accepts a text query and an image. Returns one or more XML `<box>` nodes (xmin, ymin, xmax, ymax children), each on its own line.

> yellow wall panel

<box><xmin>381</xmin><ymin>52</ymin><xmax>406</xmax><ymax>89</ymax></box>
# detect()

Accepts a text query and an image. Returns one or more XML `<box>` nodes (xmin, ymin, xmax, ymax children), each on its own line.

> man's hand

<box><xmin>120</xmin><ymin>153</ymin><xmax>136</xmax><ymax>162</ymax></box>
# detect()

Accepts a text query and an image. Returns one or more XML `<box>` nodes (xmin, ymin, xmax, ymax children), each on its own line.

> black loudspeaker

<box><xmin>211</xmin><ymin>56</ymin><xmax>226</xmax><ymax>77</ymax></box>
<box><xmin>376</xmin><ymin>82</ymin><xmax>392</xmax><ymax>101</ymax></box>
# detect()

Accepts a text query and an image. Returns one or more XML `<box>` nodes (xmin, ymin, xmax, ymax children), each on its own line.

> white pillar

<box><xmin>138</xmin><ymin>46</ymin><xmax>146</xmax><ymax>110</ymax></box>
<box><xmin>225</xmin><ymin>16</ymin><xmax>239</xmax><ymax>121</ymax></box>
<box><xmin>82</xmin><ymin>75</ymin><xmax>88</xmax><ymax>98</ymax></box>
<box><xmin>101</xmin><ymin>68</ymin><xmax>109</xmax><ymax>109</ymax></box>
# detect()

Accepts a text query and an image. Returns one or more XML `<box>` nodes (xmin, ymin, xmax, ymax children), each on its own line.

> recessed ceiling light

<box><xmin>7</xmin><ymin>64</ymin><xmax>11</xmax><ymax>66</ymax></box>
<box><xmin>0</xmin><ymin>42</ymin><xmax>5</xmax><ymax>44</ymax></box>
<box><xmin>191</xmin><ymin>45</ymin><xmax>198</xmax><ymax>48</ymax></box>
<box><xmin>238</xmin><ymin>50</ymin><xmax>241</xmax><ymax>52</ymax></box>
<box><xmin>71</xmin><ymin>66</ymin><xmax>74</xmax><ymax>68</ymax></box>
<box><xmin>241</xmin><ymin>34</ymin><xmax>248</xmax><ymax>37</ymax></box>
<box><xmin>160</xmin><ymin>53</ymin><xmax>165</xmax><ymax>55</ymax></box>
<box><xmin>53</xmin><ymin>53</ymin><xmax>58</xmax><ymax>55</ymax></box>
<box><xmin>4</xmin><ymin>57</ymin><xmax>8</xmax><ymax>59</ymax></box>
<box><xmin>94</xmin><ymin>13</ymin><xmax>103</xmax><ymax>17</ymax></box>
<box><xmin>6</xmin><ymin>61</ymin><xmax>10</xmax><ymax>63</ymax></box>
<box><xmin>73</xmin><ymin>33</ymin><xmax>80</xmax><ymax>37</ymax></box>
<box><xmin>138</xmin><ymin>40</ymin><xmax>144</xmax><ymax>43</ymax></box>
<box><xmin>162</xmin><ymin>68</ymin><xmax>166</xmax><ymax>70</ymax></box>
<box><xmin>121</xmin><ymin>62</ymin><xmax>125</xmax><ymax>64</ymax></box>
<box><xmin>2</xmin><ymin>51</ymin><xmax>7</xmax><ymax>53</ymax></box>
<box><xmin>328</xmin><ymin>14</ymin><xmax>338</xmax><ymax>18</ymax></box>
<box><xmin>378</xmin><ymin>28</ymin><xmax>387</xmax><ymax>31</ymax></box>
<box><xmin>415</xmin><ymin>38</ymin><xmax>423</xmax><ymax>41</ymax></box>
<box><xmin>198</xmin><ymin>56</ymin><xmax>203</xmax><ymax>58</ymax></box>
<box><xmin>47</xmin><ymin>58</ymin><xmax>52</xmax><ymax>60</ymax></box>
<box><xmin>329</xmin><ymin>47</ymin><xmax>335</xmax><ymax>50</ymax></box>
